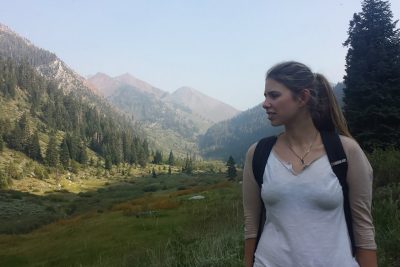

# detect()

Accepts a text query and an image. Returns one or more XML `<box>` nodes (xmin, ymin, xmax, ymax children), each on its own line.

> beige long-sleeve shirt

<box><xmin>243</xmin><ymin>135</ymin><xmax>376</xmax><ymax>250</ymax></box>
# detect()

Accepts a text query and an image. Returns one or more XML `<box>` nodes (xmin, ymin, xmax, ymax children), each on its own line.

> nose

<box><xmin>262</xmin><ymin>98</ymin><xmax>271</xmax><ymax>109</ymax></box>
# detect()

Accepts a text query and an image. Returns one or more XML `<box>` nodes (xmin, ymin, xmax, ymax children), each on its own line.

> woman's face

<box><xmin>262</xmin><ymin>78</ymin><xmax>302</xmax><ymax>126</ymax></box>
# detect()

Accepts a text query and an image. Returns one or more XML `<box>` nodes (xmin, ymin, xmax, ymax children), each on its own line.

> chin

<box><xmin>269</xmin><ymin>120</ymin><xmax>283</xmax><ymax>127</ymax></box>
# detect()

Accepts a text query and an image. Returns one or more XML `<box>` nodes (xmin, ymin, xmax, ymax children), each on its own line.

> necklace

<box><xmin>285</xmin><ymin>131</ymin><xmax>319</xmax><ymax>166</ymax></box>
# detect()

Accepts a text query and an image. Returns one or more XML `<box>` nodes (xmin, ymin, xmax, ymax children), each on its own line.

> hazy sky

<box><xmin>1</xmin><ymin>0</ymin><xmax>399</xmax><ymax>110</ymax></box>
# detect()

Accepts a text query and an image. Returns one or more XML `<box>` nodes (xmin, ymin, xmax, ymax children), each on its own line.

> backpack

<box><xmin>251</xmin><ymin>131</ymin><xmax>355</xmax><ymax>256</ymax></box>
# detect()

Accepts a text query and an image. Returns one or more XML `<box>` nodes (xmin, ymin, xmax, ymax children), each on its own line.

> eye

<box><xmin>266</xmin><ymin>92</ymin><xmax>280</xmax><ymax>99</ymax></box>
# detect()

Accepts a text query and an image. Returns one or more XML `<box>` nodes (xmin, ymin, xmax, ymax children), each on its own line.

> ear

<box><xmin>297</xmin><ymin>89</ymin><xmax>311</xmax><ymax>107</ymax></box>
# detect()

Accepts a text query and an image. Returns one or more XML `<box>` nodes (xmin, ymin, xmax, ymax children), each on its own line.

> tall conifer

<box><xmin>343</xmin><ymin>0</ymin><xmax>400</xmax><ymax>149</ymax></box>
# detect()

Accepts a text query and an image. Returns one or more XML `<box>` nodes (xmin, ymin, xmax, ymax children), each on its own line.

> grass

<box><xmin>0</xmin><ymin>148</ymin><xmax>399</xmax><ymax>267</ymax></box>
<box><xmin>0</xmin><ymin>175</ymin><xmax>243</xmax><ymax>267</ymax></box>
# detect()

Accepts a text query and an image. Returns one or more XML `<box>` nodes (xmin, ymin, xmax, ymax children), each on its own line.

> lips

<box><xmin>267</xmin><ymin>112</ymin><xmax>276</xmax><ymax>120</ymax></box>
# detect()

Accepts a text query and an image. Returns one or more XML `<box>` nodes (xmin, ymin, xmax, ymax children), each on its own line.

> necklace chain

<box><xmin>285</xmin><ymin>131</ymin><xmax>319</xmax><ymax>165</ymax></box>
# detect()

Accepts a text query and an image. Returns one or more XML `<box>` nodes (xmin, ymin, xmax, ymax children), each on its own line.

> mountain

<box><xmin>164</xmin><ymin>86</ymin><xmax>240</xmax><ymax>123</ymax></box>
<box><xmin>88</xmin><ymin>73</ymin><xmax>239</xmax><ymax>156</ymax></box>
<box><xmin>0</xmin><ymin>23</ymin><xmax>151</xmax><ymax>171</ymax></box>
<box><xmin>114</xmin><ymin>73</ymin><xmax>167</xmax><ymax>98</ymax></box>
<box><xmin>199</xmin><ymin>104</ymin><xmax>282</xmax><ymax>162</ymax></box>
<box><xmin>88</xmin><ymin>72</ymin><xmax>167</xmax><ymax>99</ymax></box>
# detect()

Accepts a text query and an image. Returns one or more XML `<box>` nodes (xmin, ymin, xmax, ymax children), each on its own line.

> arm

<box><xmin>340</xmin><ymin>136</ymin><xmax>377</xmax><ymax>267</ymax></box>
<box><xmin>245</xmin><ymin>238</ymin><xmax>257</xmax><ymax>267</ymax></box>
<box><xmin>242</xmin><ymin>143</ymin><xmax>261</xmax><ymax>267</ymax></box>
<box><xmin>356</xmin><ymin>248</ymin><xmax>377</xmax><ymax>267</ymax></box>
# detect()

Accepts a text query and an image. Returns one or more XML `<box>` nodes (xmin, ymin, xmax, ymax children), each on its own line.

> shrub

<box><xmin>143</xmin><ymin>184</ymin><xmax>159</xmax><ymax>192</ymax></box>
<box><xmin>369</xmin><ymin>148</ymin><xmax>400</xmax><ymax>187</ymax></box>
<box><xmin>6</xmin><ymin>161</ymin><xmax>22</xmax><ymax>180</ymax></box>
<box><xmin>0</xmin><ymin>170</ymin><xmax>12</xmax><ymax>189</ymax></box>
<box><xmin>34</xmin><ymin>165</ymin><xmax>48</xmax><ymax>180</ymax></box>
<box><xmin>373</xmin><ymin>183</ymin><xmax>400</xmax><ymax>267</ymax></box>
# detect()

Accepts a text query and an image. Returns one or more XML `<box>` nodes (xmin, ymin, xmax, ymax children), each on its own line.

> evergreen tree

<box><xmin>183</xmin><ymin>154</ymin><xmax>193</xmax><ymax>174</ymax></box>
<box><xmin>343</xmin><ymin>0</ymin><xmax>400</xmax><ymax>150</ymax></box>
<box><xmin>153</xmin><ymin>150</ymin><xmax>163</xmax><ymax>164</ymax></box>
<box><xmin>168</xmin><ymin>150</ymin><xmax>175</xmax><ymax>165</ymax></box>
<box><xmin>89</xmin><ymin>157</ymin><xmax>94</xmax><ymax>166</ymax></box>
<box><xmin>7</xmin><ymin>113</ymin><xmax>30</xmax><ymax>152</ymax></box>
<box><xmin>0</xmin><ymin>135</ymin><xmax>4</xmax><ymax>152</ymax></box>
<box><xmin>60</xmin><ymin>138</ymin><xmax>70</xmax><ymax>168</ymax></box>
<box><xmin>226</xmin><ymin>156</ymin><xmax>237</xmax><ymax>180</ymax></box>
<box><xmin>27</xmin><ymin>131</ymin><xmax>43</xmax><ymax>162</ymax></box>
<box><xmin>105</xmin><ymin>156</ymin><xmax>112</xmax><ymax>170</ymax></box>
<box><xmin>65</xmin><ymin>133</ymin><xmax>79</xmax><ymax>161</ymax></box>
<box><xmin>45</xmin><ymin>133</ymin><xmax>59</xmax><ymax>167</ymax></box>
<box><xmin>130</xmin><ymin>141</ymin><xmax>138</xmax><ymax>165</ymax></box>
<box><xmin>137</xmin><ymin>144</ymin><xmax>147</xmax><ymax>167</ymax></box>
<box><xmin>77</xmin><ymin>144</ymin><xmax>88</xmax><ymax>165</ymax></box>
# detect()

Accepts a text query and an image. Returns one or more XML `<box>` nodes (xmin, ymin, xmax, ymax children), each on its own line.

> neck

<box><xmin>284</xmin><ymin>111</ymin><xmax>318</xmax><ymax>147</ymax></box>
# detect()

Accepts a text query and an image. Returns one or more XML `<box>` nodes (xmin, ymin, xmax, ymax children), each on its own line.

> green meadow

<box><xmin>0</xmin><ymin>148</ymin><xmax>399</xmax><ymax>267</ymax></box>
<box><xmin>0</xmin><ymin>172</ymin><xmax>244</xmax><ymax>267</ymax></box>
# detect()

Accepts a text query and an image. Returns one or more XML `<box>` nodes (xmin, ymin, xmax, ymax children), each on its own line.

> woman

<box><xmin>243</xmin><ymin>61</ymin><xmax>377</xmax><ymax>267</ymax></box>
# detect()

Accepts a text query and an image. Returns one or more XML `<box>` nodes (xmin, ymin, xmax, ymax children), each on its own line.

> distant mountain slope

<box><xmin>88</xmin><ymin>72</ymin><xmax>242</xmax><ymax>156</ymax></box>
<box><xmin>88</xmin><ymin>73</ymin><xmax>212</xmax><ymax>156</ymax></box>
<box><xmin>115</xmin><ymin>73</ymin><xmax>167</xmax><ymax>98</ymax></box>
<box><xmin>0</xmin><ymin>23</ymin><xmax>97</xmax><ymax>97</ymax></box>
<box><xmin>199</xmin><ymin>104</ymin><xmax>282</xmax><ymax>162</ymax></box>
<box><xmin>0</xmin><ymin>23</ymin><xmax>150</xmax><ymax>169</ymax></box>
<box><xmin>164</xmin><ymin>86</ymin><xmax>240</xmax><ymax>123</ymax></box>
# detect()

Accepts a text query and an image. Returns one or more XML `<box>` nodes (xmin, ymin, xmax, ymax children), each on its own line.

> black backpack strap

<box><xmin>251</xmin><ymin>136</ymin><xmax>277</xmax><ymax>249</ymax></box>
<box><xmin>252</xmin><ymin>136</ymin><xmax>278</xmax><ymax>187</ymax></box>
<box><xmin>320</xmin><ymin>131</ymin><xmax>355</xmax><ymax>256</ymax></box>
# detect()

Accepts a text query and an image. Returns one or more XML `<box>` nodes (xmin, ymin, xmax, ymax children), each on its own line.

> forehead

<box><xmin>264</xmin><ymin>79</ymin><xmax>291</xmax><ymax>93</ymax></box>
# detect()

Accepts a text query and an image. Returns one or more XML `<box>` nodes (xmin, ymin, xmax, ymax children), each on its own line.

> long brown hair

<box><xmin>266</xmin><ymin>61</ymin><xmax>352</xmax><ymax>137</ymax></box>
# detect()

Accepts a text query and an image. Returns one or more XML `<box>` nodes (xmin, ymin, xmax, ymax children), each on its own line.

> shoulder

<box><xmin>339</xmin><ymin>135</ymin><xmax>372</xmax><ymax>172</ymax></box>
<box><xmin>339</xmin><ymin>135</ymin><xmax>363</xmax><ymax>156</ymax></box>
<box><xmin>245</xmin><ymin>142</ymin><xmax>258</xmax><ymax>162</ymax></box>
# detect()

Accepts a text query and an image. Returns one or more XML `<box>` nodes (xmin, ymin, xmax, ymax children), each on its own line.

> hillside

<box><xmin>199</xmin><ymin>104</ymin><xmax>282</xmax><ymax>162</ymax></box>
<box><xmin>164</xmin><ymin>86</ymin><xmax>240</xmax><ymax>123</ymax></box>
<box><xmin>0</xmin><ymin>24</ymin><xmax>153</xmax><ymax>192</ymax></box>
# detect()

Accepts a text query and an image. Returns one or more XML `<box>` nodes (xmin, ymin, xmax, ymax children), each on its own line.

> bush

<box><xmin>0</xmin><ymin>170</ymin><xmax>12</xmax><ymax>189</ymax></box>
<box><xmin>369</xmin><ymin>148</ymin><xmax>400</xmax><ymax>187</ymax></box>
<box><xmin>34</xmin><ymin>165</ymin><xmax>49</xmax><ymax>180</ymax></box>
<box><xmin>143</xmin><ymin>184</ymin><xmax>159</xmax><ymax>192</ymax></box>
<box><xmin>373</xmin><ymin>183</ymin><xmax>400</xmax><ymax>267</ymax></box>
<box><xmin>6</xmin><ymin>161</ymin><xmax>22</xmax><ymax>180</ymax></box>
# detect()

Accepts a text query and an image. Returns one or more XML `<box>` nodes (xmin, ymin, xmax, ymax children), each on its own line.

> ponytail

<box><xmin>313</xmin><ymin>73</ymin><xmax>352</xmax><ymax>138</ymax></box>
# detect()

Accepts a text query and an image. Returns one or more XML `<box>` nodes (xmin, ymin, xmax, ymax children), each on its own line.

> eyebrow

<box><xmin>264</xmin><ymin>90</ymin><xmax>279</xmax><ymax>97</ymax></box>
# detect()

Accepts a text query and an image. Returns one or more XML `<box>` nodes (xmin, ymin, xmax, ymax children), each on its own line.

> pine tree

<box><xmin>27</xmin><ymin>131</ymin><xmax>43</xmax><ymax>162</ymax></box>
<box><xmin>0</xmin><ymin>135</ymin><xmax>4</xmax><ymax>152</ymax></box>
<box><xmin>153</xmin><ymin>150</ymin><xmax>163</xmax><ymax>164</ymax></box>
<box><xmin>184</xmin><ymin>154</ymin><xmax>193</xmax><ymax>174</ymax></box>
<box><xmin>77</xmin><ymin>144</ymin><xmax>88</xmax><ymax>165</ymax></box>
<box><xmin>105</xmin><ymin>156</ymin><xmax>112</xmax><ymax>170</ymax></box>
<box><xmin>226</xmin><ymin>156</ymin><xmax>237</xmax><ymax>180</ymax></box>
<box><xmin>343</xmin><ymin>0</ymin><xmax>400</xmax><ymax>150</ymax></box>
<box><xmin>168</xmin><ymin>150</ymin><xmax>175</xmax><ymax>165</ymax></box>
<box><xmin>45</xmin><ymin>133</ymin><xmax>59</xmax><ymax>167</ymax></box>
<box><xmin>7</xmin><ymin>113</ymin><xmax>30</xmax><ymax>152</ymax></box>
<box><xmin>60</xmin><ymin>138</ymin><xmax>70</xmax><ymax>168</ymax></box>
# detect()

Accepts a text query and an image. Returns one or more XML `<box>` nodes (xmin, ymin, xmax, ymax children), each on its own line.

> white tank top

<box><xmin>253</xmin><ymin>151</ymin><xmax>359</xmax><ymax>267</ymax></box>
